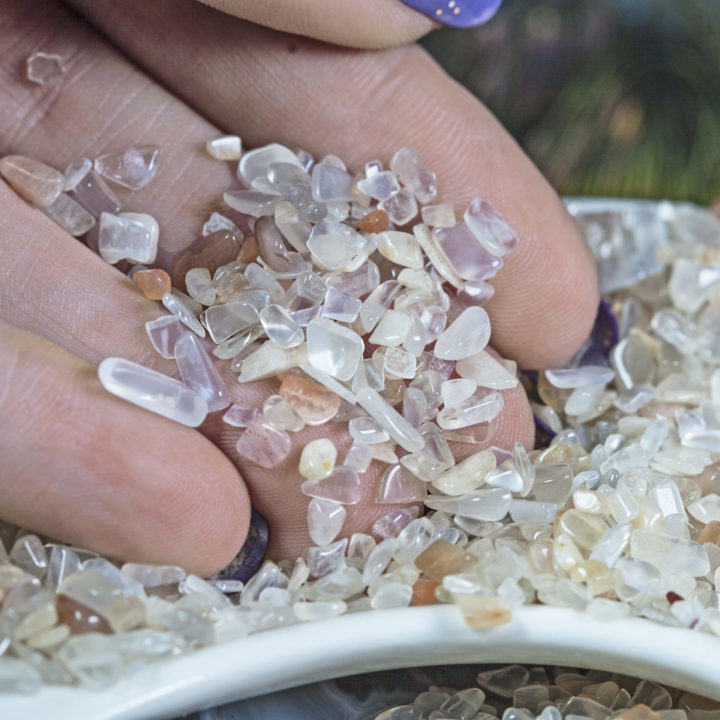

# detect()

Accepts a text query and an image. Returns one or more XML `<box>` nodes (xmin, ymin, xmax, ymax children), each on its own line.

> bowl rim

<box><xmin>2</xmin><ymin>604</ymin><xmax>719</xmax><ymax>720</ymax></box>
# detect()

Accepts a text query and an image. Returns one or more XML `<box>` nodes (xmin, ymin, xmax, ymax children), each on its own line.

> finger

<box><xmin>0</xmin><ymin>318</ymin><xmax>249</xmax><ymax>576</ymax></box>
<box><xmin>64</xmin><ymin>0</ymin><xmax>600</xmax><ymax>371</ymax></box>
<box><xmin>198</xmin><ymin>0</ymin><xmax>436</xmax><ymax>49</ymax></box>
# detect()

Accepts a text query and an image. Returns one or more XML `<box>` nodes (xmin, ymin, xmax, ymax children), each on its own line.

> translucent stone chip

<box><xmin>238</xmin><ymin>143</ymin><xmax>302</xmax><ymax>187</ymax></box>
<box><xmin>132</xmin><ymin>268</ymin><xmax>171</xmax><ymax>301</ymax></box>
<box><xmin>380</xmin><ymin>188</ymin><xmax>418</xmax><ymax>226</ymax></box>
<box><xmin>263</xmin><ymin>395</ymin><xmax>304</xmax><ymax>432</ymax></box>
<box><xmin>98</xmin><ymin>212</ymin><xmax>158</xmax><ymax>264</ymax></box>
<box><xmin>98</xmin><ymin>357</ymin><xmax>208</xmax><ymax>427</ymax></box>
<box><xmin>205</xmin><ymin>135</ymin><xmax>242</xmax><ymax>161</ymax></box>
<box><xmin>145</xmin><ymin>314</ymin><xmax>186</xmax><ymax>359</ymax></box>
<box><xmin>545</xmin><ymin>366</ymin><xmax>615</xmax><ymax>389</ymax></box>
<box><xmin>356</xmin><ymin>388</ymin><xmax>425</xmax><ymax>453</ymax></box>
<box><xmin>348</xmin><ymin>416</ymin><xmax>390</xmax><ymax>445</ymax></box>
<box><xmin>311</xmin><ymin>162</ymin><xmax>354</xmax><ymax>202</ymax></box>
<box><xmin>306</xmin><ymin>318</ymin><xmax>363</xmax><ymax>381</ymax></box>
<box><xmin>26</xmin><ymin>51</ymin><xmax>66</xmax><ymax>85</ymax></box>
<box><xmin>377</xmin><ymin>465</ymin><xmax>427</xmax><ymax>504</ymax></box>
<box><xmin>0</xmin><ymin>154</ymin><xmax>65</xmax><ymax>207</ymax></box>
<box><xmin>174</xmin><ymin>332</ymin><xmax>232</xmax><ymax>412</ymax></box>
<box><xmin>301</xmin><ymin>466</ymin><xmax>362</xmax><ymax>505</ymax></box>
<box><xmin>376</xmin><ymin>231</ymin><xmax>424</xmax><ymax>269</ymax></box>
<box><xmin>235</xmin><ymin>421</ymin><xmax>291</xmax><ymax>468</ymax></box>
<box><xmin>299</xmin><ymin>439</ymin><xmax>337</xmax><ymax>480</ymax></box>
<box><xmin>390</xmin><ymin>146</ymin><xmax>437</xmax><ymax>204</ymax></box>
<box><xmin>224</xmin><ymin>190</ymin><xmax>280</xmax><ymax>217</ymax></box>
<box><xmin>455</xmin><ymin>351</ymin><xmax>518</xmax><ymax>390</ymax></box>
<box><xmin>162</xmin><ymin>292</ymin><xmax>206</xmax><ymax>338</ymax></box>
<box><xmin>185</xmin><ymin>268</ymin><xmax>216</xmax><ymax>306</ymax></box>
<box><xmin>63</xmin><ymin>158</ymin><xmax>92</xmax><ymax>192</ymax></box>
<box><xmin>384</xmin><ymin>347</ymin><xmax>417</xmax><ymax>379</ymax></box>
<box><xmin>437</xmin><ymin>388</ymin><xmax>504</xmax><ymax>429</ymax></box>
<box><xmin>434</xmin><ymin>307</ymin><xmax>491</xmax><ymax>360</ymax></box>
<box><xmin>307</xmin><ymin>499</ymin><xmax>346</xmax><ymax>547</ymax></box>
<box><xmin>41</xmin><ymin>193</ymin><xmax>95</xmax><ymax>236</ymax></box>
<box><xmin>94</xmin><ymin>146</ymin><xmax>160</xmax><ymax>190</ymax></box>
<box><xmin>236</xmin><ymin>342</ymin><xmax>308</xmax><ymax>383</ymax></box>
<box><xmin>356</xmin><ymin>171</ymin><xmax>400</xmax><ymax>201</ymax></box>
<box><xmin>464</xmin><ymin>198</ymin><xmax>518</xmax><ymax>256</ymax></box>
<box><xmin>322</xmin><ymin>287</ymin><xmax>361</xmax><ymax>323</ymax></box>
<box><xmin>278</xmin><ymin>374</ymin><xmax>340</xmax><ymax>425</ymax></box>
<box><xmin>204</xmin><ymin>302</ymin><xmax>259</xmax><ymax>344</ymax></box>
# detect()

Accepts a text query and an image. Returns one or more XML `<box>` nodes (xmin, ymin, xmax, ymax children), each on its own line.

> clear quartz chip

<box><xmin>311</xmin><ymin>163</ymin><xmax>354</xmax><ymax>202</ymax></box>
<box><xmin>263</xmin><ymin>395</ymin><xmax>304</xmax><ymax>432</ymax></box>
<box><xmin>260</xmin><ymin>304</ymin><xmax>304</xmax><ymax>348</ymax></box>
<box><xmin>307</xmin><ymin>499</ymin><xmax>346</xmax><ymax>547</ymax></box>
<box><xmin>306</xmin><ymin>318</ymin><xmax>363</xmax><ymax>381</ymax></box>
<box><xmin>376</xmin><ymin>231</ymin><xmax>424</xmax><ymax>269</ymax></box>
<box><xmin>174</xmin><ymin>332</ymin><xmax>232</xmax><ymax>412</ymax></box>
<box><xmin>204</xmin><ymin>302</ymin><xmax>259</xmax><ymax>344</ymax></box>
<box><xmin>390</xmin><ymin>146</ymin><xmax>437</xmax><ymax>204</ymax></box>
<box><xmin>301</xmin><ymin>466</ymin><xmax>362</xmax><ymax>505</ymax></box>
<box><xmin>162</xmin><ymin>292</ymin><xmax>206</xmax><ymax>338</ymax></box>
<box><xmin>348</xmin><ymin>416</ymin><xmax>390</xmax><ymax>445</ymax></box>
<box><xmin>145</xmin><ymin>314</ymin><xmax>186</xmax><ymax>359</ymax></box>
<box><xmin>94</xmin><ymin>146</ymin><xmax>160</xmax><ymax>190</ymax></box>
<box><xmin>359</xmin><ymin>281</ymin><xmax>403</xmax><ymax>333</ymax></box>
<box><xmin>205</xmin><ymin>135</ymin><xmax>242</xmax><ymax>161</ymax></box>
<box><xmin>437</xmin><ymin>388</ymin><xmax>504</xmax><ymax>429</ymax></box>
<box><xmin>98</xmin><ymin>212</ymin><xmax>158</xmax><ymax>264</ymax></box>
<box><xmin>455</xmin><ymin>351</ymin><xmax>518</xmax><ymax>390</ymax></box>
<box><xmin>306</xmin><ymin>221</ymin><xmax>372</xmax><ymax>271</ymax></box>
<box><xmin>322</xmin><ymin>287</ymin><xmax>361</xmax><ymax>323</ymax></box>
<box><xmin>433</xmin><ymin>223</ymin><xmax>503</xmax><ymax>281</ymax></box>
<box><xmin>238</xmin><ymin>143</ymin><xmax>301</xmax><ymax>187</ymax></box>
<box><xmin>356</xmin><ymin>388</ymin><xmax>424</xmax><ymax>453</ymax></box>
<box><xmin>356</xmin><ymin>171</ymin><xmax>400</xmax><ymax>201</ymax></box>
<box><xmin>63</xmin><ymin>158</ymin><xmax>92</xmax><ymax>191</ymax></box>
<box><xmin>98</xmin><ymin>357</ymin><xmax>208</xmax><ymax>427</ymax></box>
<box><xmin>202</xmin><ymin>212</ymin><xmax>241</xmax><ymax>237</ymax></box>
<box><xmin>464</xmin><ymin>198</ymin><xmax>518</xmax><ymax>256</ymax></box>
<box><xmin>235</xmin><ymin>420</ymin><xmax>291</xmax><ymax>468</ymax></box>
<box><xmin>41</xmin><ymin>193</ymin><xmax>95</xmax><ymax>236</ymax></box>
<box><xmin>185</xmin><ymin>268</ymin><xmax>216</xmax><ymax>306</ymax></box>
<box><xmin>434</xmin><ymin>307</ymin><xmax>491</xmax><ymax>360</ymax></box>
<box><xmin>370</xmin><ymin>310</ymin><xmax>411</xmax><ymax>347</ymax></box>
<box><xmin>545</xmin><ymin>366</ymin><xmax>615</xmax><ymax>389</ymax></box>
<box><xmin>384</xmin><ymin>347</ymin><xmax>417</xmax><ymax>379</ymax></box>
<box><xmin>224</xmin><ymin>190</ymin><xmax>280</xmax><ymax>217</ymax></box>
<box><xmin>380</xmin><ymin>188</ymin><xmax>418</xmax><ymax>226</ymax></box>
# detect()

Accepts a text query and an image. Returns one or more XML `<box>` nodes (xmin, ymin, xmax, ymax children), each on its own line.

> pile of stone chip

<box><xmin>4</xmin><ymin>137</ymin><xmax>720</xmax><ymax>693</ymax></box>
<box><xmin>369</xmin><ymin>663</ymin><xmax>718</xmax><ymax>720</ymax></box>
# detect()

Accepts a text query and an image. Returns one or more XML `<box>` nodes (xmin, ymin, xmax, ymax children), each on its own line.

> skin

<box><xmin>0</xmin><ymin>0</ymin><xmax>599</xmax><ymax>576</ymax></box>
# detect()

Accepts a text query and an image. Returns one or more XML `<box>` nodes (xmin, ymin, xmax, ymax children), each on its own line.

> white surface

<box><xmin>2</xmin><ymin>604</ymin><xmax>720</xmax><ymax>720</ymax></box>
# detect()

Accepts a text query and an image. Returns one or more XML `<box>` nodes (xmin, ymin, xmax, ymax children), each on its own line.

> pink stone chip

<box><xmin>372</xmin><ymin>506</ymin><xmax>420</xmax><ymax>539</ymax></box>
<box><xmin>377</xmin><ymin>465</ymin><xmax>427</xmax><ymax>504</ymax></box>
<box><xmin>235</xmin><ymin>420</ymin><xmax>291</xmax><ymax>468</ymax></box>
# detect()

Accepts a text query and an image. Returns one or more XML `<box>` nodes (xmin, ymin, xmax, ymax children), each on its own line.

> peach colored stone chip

<box><xmin>0</xmin><ymin>154</ymin><xmax>65</xmax><ymax>207</ymax></box>
<box><xmin>132</xmin><ymin>269</ymin><xmax>171</xmax><ymax>300</ymax></box>
<box><xmin>278</xmin><ymin>374</ymin><xmax>341</xmax><ymax>425</ymax></box>
<box><xmin>453</xmin><ymin>593</ymin><xmax>512</xmax><ymax>630</ymax></box>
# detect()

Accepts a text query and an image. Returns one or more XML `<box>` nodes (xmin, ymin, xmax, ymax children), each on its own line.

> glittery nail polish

<box><xmin>214</xmin><ymin>510</ymin><xmax>269</xmax><ymax>583</ymax></box>
<box><xmin>400</xmin><ymin>0</ymin><xmax>503</xmax><ymax>28</ymax></box>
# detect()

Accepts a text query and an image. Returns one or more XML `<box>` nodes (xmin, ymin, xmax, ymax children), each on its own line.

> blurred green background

<box><xmin>422</xmin><ymin>0</ymin><xmax>720</xmax><ymax>203</ymax></box>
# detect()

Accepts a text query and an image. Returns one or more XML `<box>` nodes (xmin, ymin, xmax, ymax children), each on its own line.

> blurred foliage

<box><xmin>422</xmin><ymin>0</ymin><xmax>720</xmax><ymax>203</ymax></box>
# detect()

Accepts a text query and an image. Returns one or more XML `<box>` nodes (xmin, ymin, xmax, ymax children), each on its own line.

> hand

<box><xmin>0</xmin><ymin>0</ymin><xmax>599</xmax><ymax>576</ymax></box>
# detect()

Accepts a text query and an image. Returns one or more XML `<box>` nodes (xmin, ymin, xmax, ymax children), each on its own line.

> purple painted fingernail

<box><xmin>401</xmin><ymin>0</ymin><xmax>503</xmax><ymax>28</ymax></box>
<box><xmin>213</xmin><ymin>510</ymin><xmax>269</xmax><ymax>583</ymax></box>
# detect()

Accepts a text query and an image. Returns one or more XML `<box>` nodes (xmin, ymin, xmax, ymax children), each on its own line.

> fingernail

<box><xmin>400</xmin><ymin>0</ymin><xmax>503</xmax><ymax>28</ymax></box>
<box><xmin>213</xmin><ymin>510</ymin><xmax>269</xmax><ymax>583</ymax></box>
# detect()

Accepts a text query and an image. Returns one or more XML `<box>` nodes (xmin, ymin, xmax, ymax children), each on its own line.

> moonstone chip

<box><xmin>441</xmin><ymin>378</ymin><xmax>477</xmax><ymax>407</ymax></box>
<box><xmin>307</xmin><ymin>318</ymin><xmax>363</xmax><ymax>381</ymax></box>
<box><xmin>203</xmin><ymin>212</ymin><xmax>241</xmax><ymax>238</ymax></box>
<box><xmin>98</xmin><ymin>212</ymin><xmax>158</xmax><ymax>264</ymax></box>
<box><xmin>437</xmin><ymin>388</ymin><xmax>504</xmax><ymax>429</ymax></box>
<box><xmin>424</xmin><ymin>488</ymin><xmax>512</xmax><ymax>521</ymax></box>
<box><xmin>307</xmin><ymin>499</ymin><xmax>346</xmax><ymax>547</ymax></box>
<box><xmin>70</xmin><ymin>168</ymin><xmax>122</xmax><ymax>217</ymax></box>
<box><xmin>464</xmin><ymin>198</ymin><xmax>518</xmax><ymax>256</ymax></box>
<box><xmin>372</xmin><ymin>507</ymin><xmax>420</xmax><ymax>539</ymax></box>
<box><xmin>344</xmin><ymin>442</ymin><xmax>372</xmax><ymax>473</ymax></box>
<box><xmin>174</xmin><ymin>332</ymin><xmax>232</xmax><ymax>412</ymax></box>
<box><xmin>370</xmin><ymin>310</ymin><xmax>411</xmax><ymax>347</ymax></box>
<box><xmin>306</xmin><ymin>221</ymin><xmax>372</xmax><ymax>271</ymax></box>
<box><xmin>380</xmin><ymin>188</ymin><xmax>418</xmax><ymax>226</ymax></box>
<box><xmin>41</xmin><ymin>193</ymin><xmax>96</xmax><ymax>236</ymax></box>
<box><xmin>688</xmin><ymin>494</ymin><xmax>720</xmax><ymax>523</ymax></box>
<box><xmin>9</xmin><ymin>536</ymin><xmax>47</xmax><ymax>579</ymax></box>
<box><xmin>311</xmin><ymin>162</ymin><xmax>354</xmax><ymax>202</ymax></box>
<box><xmin>260</xmin><ymin>304</ymin><xmax>304</xmax><ymax>348</ymax></box>
<box><xmin>94</xmin><ymin>146</ymin><xmax>160</xmax><ymax>190</ymax></box>
<box><xmin>509</xmin><ymin>499</ymin><xmax>557</xmax><ymax>524</ymax></box>
<box><xmin>205</xmin><ymin>135</ymin><xmax>242</xmax><ymax>161</ymax></box>
<box><xmin>236</xmin><ymin>342</ymin><xmax>308</xmax><ymax>383</ymax></box>
<box><xmin>348</xmin><ymin>416</ymin><xmax>390</xmax><ymax>445</ymax></box>
<box><xmin>359</xmin><ymin>281</ymin><xmax>403</xmax><ymax>333</ymax></box>
<box><xmin>63</xmin><ymin>158</ymin><xmax>93</xmax><ymax>191</ymax></box>
<box><xmin>223</xmin><ymin>404</ymin><xmax>261</xmax><ymax>428</ymax></box>
<box><xmin>301</xmin><ymin>466</ymin><xmax>362</xmax><ymax>505</ymax></box>
<box><xmin>377</xmin><ymin>465</ymin><xmax>427</xmax><ymax>504</ymax></box>
<box><xmin>384</xmin><ymin>347</ymin><xmax>417</xmax><ymax>379</ymax></box>
<box><xmin>430</xmin><ymin>449</ymin><xmax>496</xmax><ymax>495</ymax></box>
<box><xmin>145</xmin><ymin>315</ymin><xmax>185</xmax><ymax>359</ymax></box>
<box><xmin>263</xmin><ymin>395</ymin><xmax>304</xmax><ymax>431</ymax></box>
<box><xmin>377</xmin><ymin>231</ymin><xmax>424</xmax><ymax>269</ymax></box>
<box><xmin>545</xmin><ymin>366</ymin><xmax>615</xmax><ymax>389</ymax></box>
<box><xmin>224</xmin><ymin>190</ymin><xmax>280</xmax><ymax>217</ymax></box>
<box><xmin>238</xmin><ymin>143</ymin><xmax>301</xmax><ymax>186</ymax></box>
<box><xmin>434</xmin><ymin>307</ymin><xmax>491</xmax><ymax>360</ymax></box>
<box><xmin>370</xmin><ymin>582</ymin><xmax>413</xmax><ymax>610</ymax></box>
<box><xmin>322</xmin><ymin>286</ymin><xmax>362</xmax><ymax>323</ymax></box>
<box><xmin>204</xmin><ymin>302</ymin><xmax>259</xmax><ymax>344</ymax></box>
<box><xmin>434</xmin><ymin>222</ymin><xmax>503</xmax><ymax>281</ymax></box>
<box><xmin>456</xmin><ymin>351</ymin><xmax>518</xmax><ymax>390</ymax></box>
<box><xmin>98</xmin><ymin>357</ymin><xmax>208</xmax><ymax>427</ymax></box>
<box><xmin>185</xmin><ymin>268</ymin><xmax>216</xmax><ymax>306</ymax></box>
<box><xmin>356</xmin><ymin>388</ymin><xmax>425</xmax><ymax>453</ymax></box>
<box><xmin>421</xmin><ymin>203</ymin><xmax>455</xmax><ymax>227</ymax></box>
<box><xmin>279</xmin><ymin>374</ymin><xmax>340</xmax><ymax>425</ymax></box>
<box><xmin>390</xmin><ymin>146</ymin><xmax>437</xmax><ymax>204</ymax></box>
<box><xmin>162</xmin><ymin>292</ymin><xmax>206</xmax><ymax>337</ymax></box>
<box><xmin>356</xmin><ymin>171</ymin><xmax>400</xmax><ymax>201</ymax></box>
<box><xmin>299</xmin><ymin>438</ymin><xmax>337</xmax><ymax>480</ymax></box>
<box><xmin>235</xmin><ymin>420</ymin><xmax>291</xmax><ymax>468</ymax></box>
<box><xmin>0</xmin><ymin>154</ymin><xmax>64</xmax><ymax>206</ymax></box>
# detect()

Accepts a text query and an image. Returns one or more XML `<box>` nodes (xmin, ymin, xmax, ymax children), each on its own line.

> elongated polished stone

<box><xmin>464</xmin><ymin>198</ymin><xmax>518</xmax><ymax>256</ymax></box>
<box><xmin>434</xmin><ymin>307</ymin><xmax>491</xmax><ymax>360</ymax></box>
<box><xmin>434</xmin><ymin>222</ymin><xmax>503</xmax><ymax>281</ymax></box>
<box><xmin>455</xmin><ymin>350</ymin><xmax>518</xmax><ymax>390</ymax></box>
<box><xmin>98</xmin><ymin>212</ymin><xmax>158</xmax><ymax>264</ymax></box>
<box><xmin>98</xmin><ymin>358</ymin><xmax>208</xmax><ymax>427</ymax></box>
<box><xmin>260</xmin><ymin>304</ymin><xmax>304</xmax><ymax>348</ymax></box>
<box><xmin>359</xmin><ymin>281</ymin><xmax>403</xmax><ymax>333</ymax></box>
<box><xmin>41</xmin><ymin>193</ymin><xmax>96</xmax><ymax>236</ymax></box>
<box><xmin>237</xmin><ymin>342</ymin><xmax>308</xmax><ymax>382</ymax></box>
<box><xmin>162</xmin><ymin>292</ymin><xmax>206</xmax><ymax>337</ymax></box>
<box><xmin>224</xmin><ymin>190</ymin><xmax>280</xmax><ymax>217</ymax></box>
<box><xmin>545</xmin><ymin>366</ymin><xmax>615</xmax><ymax>389</ymax></box>
<box><xmin>206</xmin><ymin>135</ymin><xmax>242</xmax><ymax>161</ymax></box>
<box><xmin>301</xmin><ymin>466</ymin><xmax>362</xmax><ymax>505</ymax></box>
<box><xmin>278</xmin><ymin>374</ymin><xmax>340</xmax><ymax>425</ymax></box>
<box><xmin>431</xmin><ymin>449</ymin><xmax>496</xmax><ymax>495</ymax></box>
<box><xmin>307</xmin><ymin>318</ymin><xmax>363</xmax><ymax>381</ymax></box>
<box><xmin>0</xmin><ymin>155</ymin><xmax>65</xmax><ymax>207</ymax></box>
<box><xmin>424</xmin><ymin>488</ymin><xmax>512</xmax><ymax>521</ymax></box>
<box><xmin>235</xmin><ymin>421</ymin><xmax>291</xmax><ymax>468</ymax></box>
<box><xmin>356</xmin><ymin>388</ymin><xmax>424</xmax><ymax>452</ymax></box>
<box><xmin>174</xmin><ymin>332</ymin><xmax>232</xmax><ymax>412</ymax></box>
<box><xmin>94</xmin><ymin>146</ymin><xmax>160</xmax><ymax>190</ymax></box>
<box><xmin>390</xmin><ymin>146</ymin><xmax>437</xmax><ymax>204</ymax></box>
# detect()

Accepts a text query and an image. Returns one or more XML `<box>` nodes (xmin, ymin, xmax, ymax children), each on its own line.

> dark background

<box><xmin>422</xmin><ymin>0</ymin><xmax>720</xmax><ymax>203</ymax></box>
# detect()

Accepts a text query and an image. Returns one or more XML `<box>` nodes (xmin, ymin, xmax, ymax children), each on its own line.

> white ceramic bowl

<box><xmin>3</xmin><ymin>604</ymin><xmax>719</xmax><ymax>719</ymax></box>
